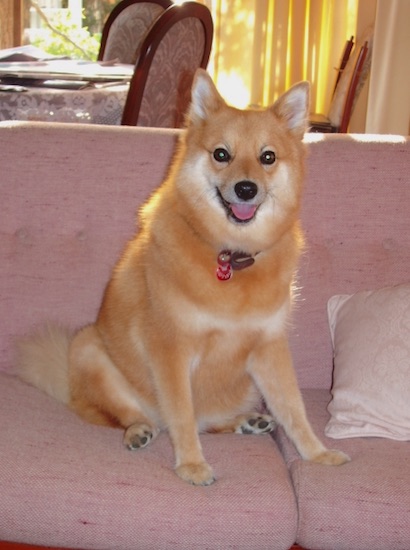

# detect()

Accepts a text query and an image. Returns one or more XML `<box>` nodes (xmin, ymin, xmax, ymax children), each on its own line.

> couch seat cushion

<box><xmin>0</xmin><ymin>374</ymin><xmax>297</xmax><ymax>550</ymax></box>
<box><xmin>275</xmin><ymin>388</ymin><xmax>410</xmax><ymax>550</ymax></box>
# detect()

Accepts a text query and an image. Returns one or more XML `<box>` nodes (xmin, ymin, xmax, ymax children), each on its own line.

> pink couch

<box><xmin>0</xmin><ymin>121</ymin><xmax>409</xmax><ymax>550</ymax></box>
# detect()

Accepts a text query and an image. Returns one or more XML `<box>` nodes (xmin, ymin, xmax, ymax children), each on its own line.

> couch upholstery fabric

<box><xmin>276</xmin><ymin>389</ymin><xmax>410</xmax><ymax>550</ymax></box>
<box><xmin>0</xmin><ymin>374</ymin><xmax>297</xmax><ymax>549</ymax></box>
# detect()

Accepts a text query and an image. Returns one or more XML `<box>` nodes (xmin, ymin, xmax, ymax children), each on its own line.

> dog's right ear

<box><xmin>188</xmin><ymin>69</ymin><xmax>226</xmax><ymax>124</ymax></box>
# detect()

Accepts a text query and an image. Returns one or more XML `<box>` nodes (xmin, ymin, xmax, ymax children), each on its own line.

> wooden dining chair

<box><xmin>98</xmin><ymin>0</ymin><xmax>172</xmax><ymax>64</ymax></box>
<box><xmin>309</xmin><ymin>28</ymin><xmax>373</xmax><ymax>133</ymax></box>
<box><xmin>333</xmin><ymin>35</ymin><xmax>354</xmax><ymax>93</ymax></box>
<box><xmin>121</xmin><ymin>1</ymin><xmax>213</xmax><ymax>127</ymax></box>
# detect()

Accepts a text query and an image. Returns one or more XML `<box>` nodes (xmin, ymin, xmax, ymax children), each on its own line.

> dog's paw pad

<box><xmin>123</xmin><ymin>423</ymin><xmax>158</xmax><ymax>450</ymax></box>
<box><xmin>236</xmin><ymin>414</ymin><xmax>276</xmax><ymax>435</ymax></box>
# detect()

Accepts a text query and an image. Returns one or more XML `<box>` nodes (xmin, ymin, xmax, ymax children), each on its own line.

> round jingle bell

<box><xmin>216</xmin><ymin>250</ymin><xmax>233</xmax><ymax>281</ymax></box>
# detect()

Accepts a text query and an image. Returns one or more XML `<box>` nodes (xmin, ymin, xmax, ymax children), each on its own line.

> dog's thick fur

<box><xmin>17</xmin><ymin>70</ymin><xmax>349</xmax><ymax>485</ymax></box>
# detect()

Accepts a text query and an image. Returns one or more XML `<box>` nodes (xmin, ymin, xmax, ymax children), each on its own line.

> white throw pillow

<box><xmin>325</xmin><ymin>283</ymin><xmax>410</xmax><ymax>441</ymax></box>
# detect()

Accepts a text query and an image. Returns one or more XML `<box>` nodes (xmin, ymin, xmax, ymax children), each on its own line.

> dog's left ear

<box><xmin>272</xmin><ymin>81</ymin><xmax>310</xmax><ymax>139</ymax></box>
<box><xmin>188</xmin><ymin>69</ymin><xmax>226</xmax><ymax>124</ymax></box>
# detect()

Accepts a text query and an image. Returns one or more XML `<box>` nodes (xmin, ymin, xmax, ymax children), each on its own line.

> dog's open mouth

<box><xmin>217</xmin><ymin>189</ymin><xmax>258</xmax><ymax>223</ymax></box>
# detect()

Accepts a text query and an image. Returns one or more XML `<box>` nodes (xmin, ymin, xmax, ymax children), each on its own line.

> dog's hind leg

<box><xmin>234</xmin><ymin>413</ymin><xmax>276</xmax><ymax>434</ymax></box>
<box><xmin>68</xmin><ymin>325</ymin><xmax>159</xmax><ymax>449</ymax></box>
<box><xmin>209</xmin><ymin>413</ymin><xmax>276</xmax><ymax>435</ymax></box>
<box><xmin>123</xmin><ymin>423</ymin><xmax>160</xmax><ymax>450</ymax></box>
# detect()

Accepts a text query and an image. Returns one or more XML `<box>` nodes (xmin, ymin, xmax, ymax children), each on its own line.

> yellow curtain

<box><xmin>202</xmin><ymin>0</ymin><xmax>359</xmax><ymax>113</ymax></box>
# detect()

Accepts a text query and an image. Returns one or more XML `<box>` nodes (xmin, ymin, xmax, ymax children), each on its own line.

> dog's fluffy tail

<box><xmin>16</xmin><ymin>324</ymin><xmax>73</xmax><ymax>405</ymax></box>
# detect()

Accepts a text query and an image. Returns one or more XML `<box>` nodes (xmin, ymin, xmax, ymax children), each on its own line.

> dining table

<box><xmin>0</xmin><ymin>58</ymin><xmax>133</xmax><ymax>125</ymax></box>
<box><xmin>0</xmin><ymin>82</ymin><xmax>130</xmax><ymax>125</ymax></box>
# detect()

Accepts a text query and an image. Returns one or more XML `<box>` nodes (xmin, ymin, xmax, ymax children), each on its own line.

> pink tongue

<box><xmin>231</xmin><ymin>203</ymin><xmax>257</xmax><ymax>221</ymax></box>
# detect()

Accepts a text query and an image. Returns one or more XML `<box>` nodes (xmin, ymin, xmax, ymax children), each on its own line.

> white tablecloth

<box><xmin>0</xmin><ymin>83</ymin><xmax>129</xmax><ymax>125</ymax></box>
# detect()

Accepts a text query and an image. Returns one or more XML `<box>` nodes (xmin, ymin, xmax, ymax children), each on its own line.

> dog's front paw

<box><xmin>123</xmin><ymin>423</ymin><xmax>159</xmax><ymax>450</ymax></box>
<box><xmin>311</xmin><ymin>449</ymin><xmax>350</xmax><ymax>466</ymax></box>
<box><xmin>235</xmin><ymin>413</ymin><xmax>276</xmax><ymax>435</ymax></box>
<box><xmin>175</xmin><ymin>462</ymin><xmax>215</xmax><ymax>486</ymax></box>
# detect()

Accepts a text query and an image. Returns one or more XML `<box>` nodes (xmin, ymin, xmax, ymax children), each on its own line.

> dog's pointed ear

<box><xmin>271</xmin><ymin>81</ymin><xmax>310</xmax><ymax>139</ymax></box>
<box><xmin>188</xmin><ymin>69</ymin><xmax>226</xmax><ymax>124</ymax></box>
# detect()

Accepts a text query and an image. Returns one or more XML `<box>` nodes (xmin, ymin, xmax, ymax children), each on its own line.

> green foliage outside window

<box><xmin>31</xmin><ymin>9</ymin><xmax>101</xmax><ymax>60</ymax></box>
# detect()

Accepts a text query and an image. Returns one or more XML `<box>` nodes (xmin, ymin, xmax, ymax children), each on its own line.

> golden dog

<box><xmin>18</xmin><ymin>70</ymin><xmax>349</xmax><ymax>485</ymax></box>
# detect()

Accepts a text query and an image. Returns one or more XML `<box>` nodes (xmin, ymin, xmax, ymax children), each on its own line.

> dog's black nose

<box><xmin>234</xmin><ymin>181</ymin><xmax>258</xmax><ymax>201</ymax></box>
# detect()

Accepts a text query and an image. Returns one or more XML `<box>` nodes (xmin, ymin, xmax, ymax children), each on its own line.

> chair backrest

<box><xmin>98</xmin><ymin>0</ymin><xmax>172</xmax><ymax>64</ymax></box>
<box><xmin>328</xmin><ymin>27</ymin><xmax>373</xmax><ymax>132</ymax></box>
<box><xmin>121</xmin><ymin>1</ymin><xmax>213</xmax><ymax>127</ymax></box>
<box><xmin>339</xmin><ymin>41</ymin><xmax>369</xmax><ymax>133</ymax></box>
<box><xmin>333</xmin><ymin>35</ymin><xmax>354</xmax><ymax>94</ymax></box>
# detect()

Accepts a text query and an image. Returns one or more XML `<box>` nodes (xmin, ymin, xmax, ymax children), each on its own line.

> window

<box><xmin>21</xmin><ymin>0</ymin><xmax>121</xmax><ymax>59</ymax></box>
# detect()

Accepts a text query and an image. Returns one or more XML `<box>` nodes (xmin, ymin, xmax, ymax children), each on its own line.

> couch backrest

<box><xmin>1</xmin><ymin>123</ymin><xmax>409</xmax><ymax>390</ymax></box>
<box><xmin>293</xmin><ymin>134</ymin><xmax>409</xmax><ymax>387</ymax></box>
<box><xmin>0</xmin><ymin>122</ymin><xmax>179</xmax><ymax>374</ymax></box>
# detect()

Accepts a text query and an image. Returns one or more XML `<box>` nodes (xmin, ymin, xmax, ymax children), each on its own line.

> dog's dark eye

<box><xmin>260</xmin><ymin>150</ymin><xmax>276</xmax><ymax>165</ymax></box>
<box><xmin>213</xmin><ymin>148</ymin><xmax>231</xmax><ymax>163</ymax></box>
